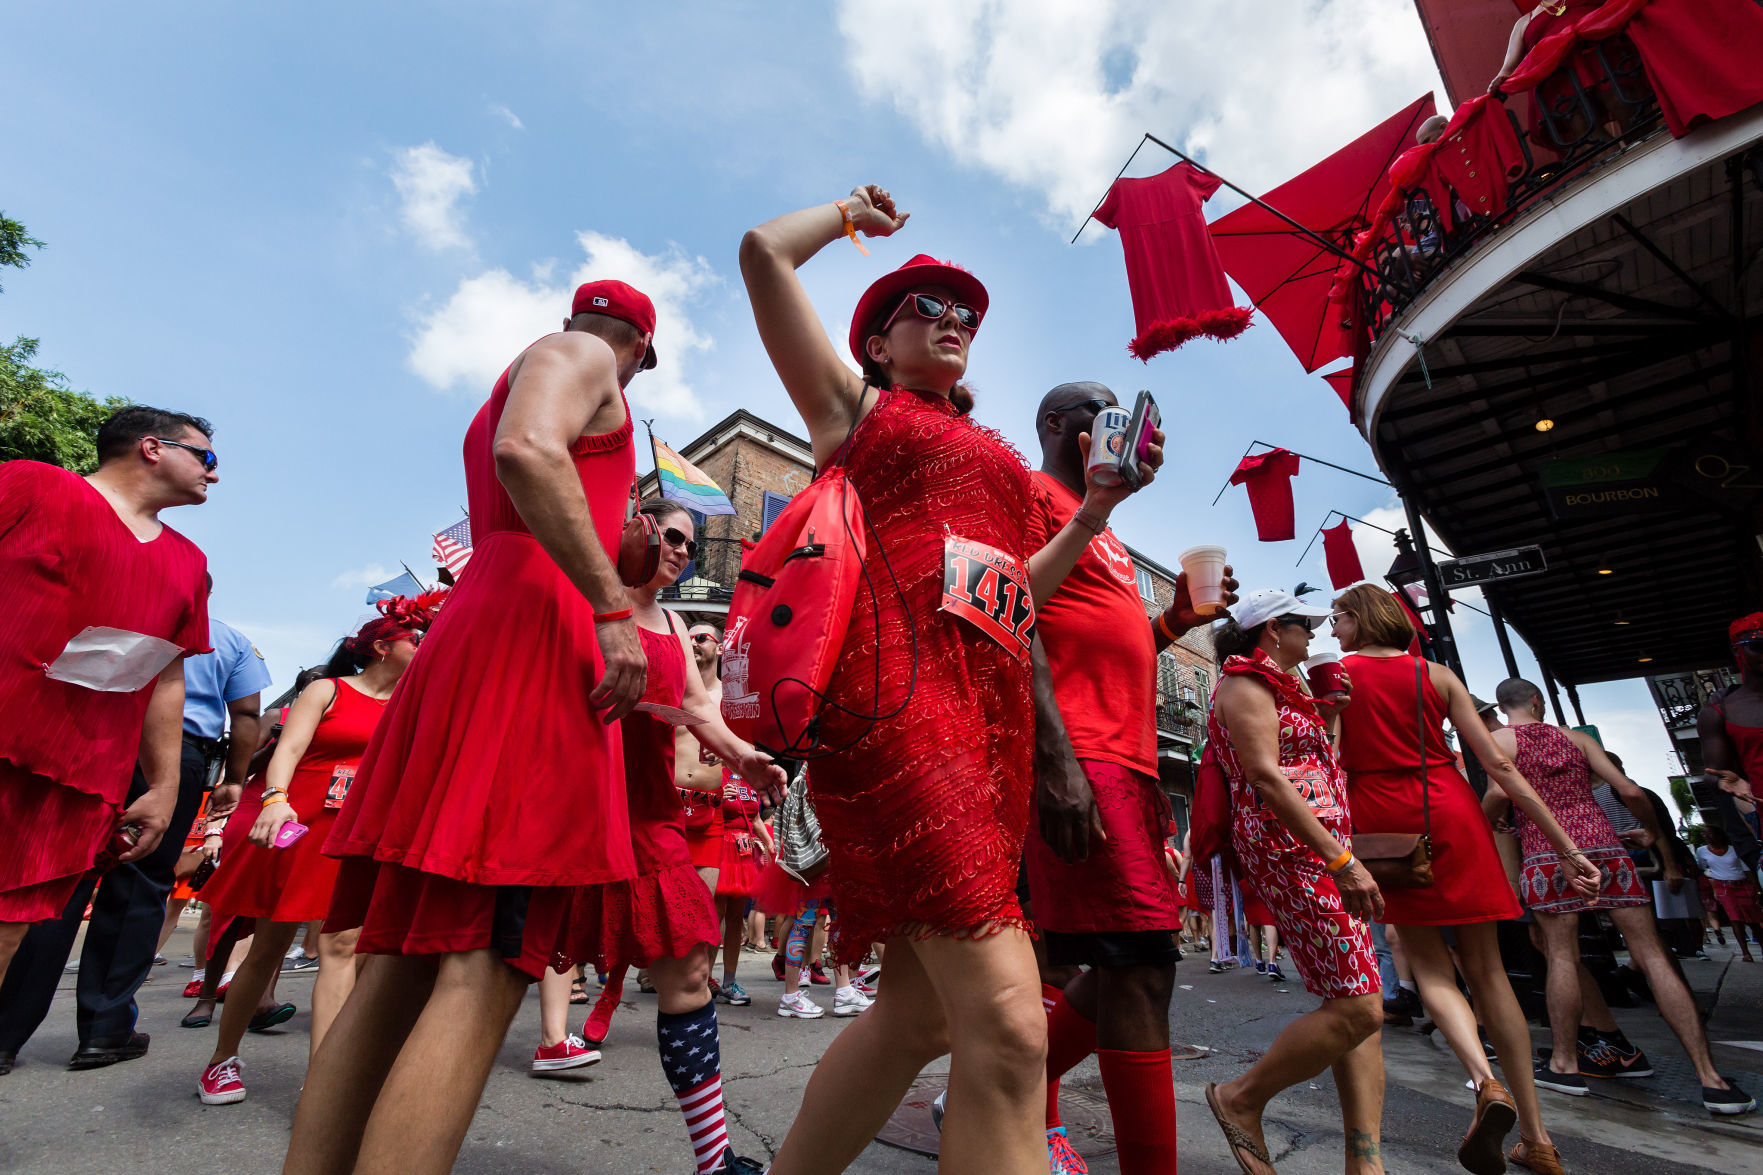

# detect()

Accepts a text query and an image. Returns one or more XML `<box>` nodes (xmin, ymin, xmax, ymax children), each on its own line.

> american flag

<box><xmin>431</xmin><ymin>516</ymin><xmax>473</xmax><ymax>574</ymax></box>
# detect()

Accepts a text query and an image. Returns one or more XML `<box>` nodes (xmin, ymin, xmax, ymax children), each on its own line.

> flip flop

<box><xmin>569</xmin><ymin>977</ymin><xmax>589</xmax><ymax>1005</ymax></box>
<box><xmin>179</xmin><ymin>1008</ymin><xmax>212</xmax><ymax>1029</ymax></box>
<box><xmin>1206</xmin><ymin>1082</ymin><xmax>1276</xmax><ymax>1175</ymax></box>
<box><xmin>248</xmin><ymin>1002</ymin><xmax>297</xmax><ymax>1033</ymax></box>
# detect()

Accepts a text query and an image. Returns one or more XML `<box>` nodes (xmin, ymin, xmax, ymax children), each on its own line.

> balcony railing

<box><xmin>1355</xmin><ymin>34</ymin><xmax>1663</xmax><ymax>344</ymax></box>
<box><xmin>658</xmin><ymin>536</ymin><xmax>746</xmax><ymax>606</ymax></box>
<box><xmin>1156</xmin><ymin>701</ymin><xmax>1204</xmax><ymax>744</ymax></box>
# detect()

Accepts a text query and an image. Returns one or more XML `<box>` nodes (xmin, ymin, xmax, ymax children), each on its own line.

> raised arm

<box><xmin>739</xmin><ymin>185</ymin><xmax>908</xmax><ymax>466</ymax></box>
<box><xmin>494</xmin><ymin>333</ymin><xmax>645</xmax><ymax>722</ymax></box>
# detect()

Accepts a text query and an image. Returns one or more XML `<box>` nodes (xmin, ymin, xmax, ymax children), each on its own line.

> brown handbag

<box><xmin>1355</xmin><ymin>656</ymin><xmax>1436</xmax><ymax>889</ymax></box>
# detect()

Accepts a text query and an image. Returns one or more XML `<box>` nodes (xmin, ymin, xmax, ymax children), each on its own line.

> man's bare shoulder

<box><xmin>516</xmin><ymin>330</ymin><xmax>618</xmax><ymax>374</ymax></box>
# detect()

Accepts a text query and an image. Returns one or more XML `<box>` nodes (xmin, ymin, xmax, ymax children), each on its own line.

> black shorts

<box><xmin>1043</xmin><ymin>929</ymin><xmax>1181</xmax><ymax>969</ymax></box>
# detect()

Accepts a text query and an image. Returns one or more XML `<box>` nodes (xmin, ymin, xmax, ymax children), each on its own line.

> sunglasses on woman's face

<box><xmin>662</xmin><ymin>526</ymin><xmax>697</xmax><ymax>560</ymax></box>
<box><xmin>881</xmin><ymin>291</ymin><xmax>983</xmax><ymax>335</ymax></box>
<box><xmin>1278</xmin><ymin>615</ymin><xmax>1319</xmax><ymax>633</ymax></box>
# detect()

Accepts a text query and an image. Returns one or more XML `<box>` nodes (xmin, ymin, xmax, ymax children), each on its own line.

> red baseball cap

<box><xmin>572</xmin><ymin>279</ymin><xmax>658</xmax><ymax>370</ymax></box>
<box><xmin>847</xmin><ymin>254</ymin><xmax>989</xmax><ymax>366</ymax></box>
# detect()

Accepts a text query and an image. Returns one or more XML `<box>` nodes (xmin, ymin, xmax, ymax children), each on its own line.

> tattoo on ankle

<box><xmin>1348</xmin><ymin>1129</ymin><xmax>1381</xmax><ymax>1158</ymax></box>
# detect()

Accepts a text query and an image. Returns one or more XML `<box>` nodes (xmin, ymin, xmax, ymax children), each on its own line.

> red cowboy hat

<box><xmin>847</xmin><ymin>254</ymin><xmax>989</xmax><ymax>365</ymax></box>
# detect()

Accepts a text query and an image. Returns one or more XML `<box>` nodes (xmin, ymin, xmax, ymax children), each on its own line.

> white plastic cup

<box><xmin>1178</xmin><ymin>545</ymin><xmax>1227</xmax><ymax>616</ymax></box>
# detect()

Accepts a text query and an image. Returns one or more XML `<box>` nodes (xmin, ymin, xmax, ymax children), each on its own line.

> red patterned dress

<box><xmin>1206</xmin><ymin>650</ymin><xmax>1378</xmax><ymax>999</ymax></box>
<box><xmin>1508</xmin><ymin>723</ymin><xmax>1648</xmax><ymax>914</ymax></box>
<box><xmin>571</xmin><ymin>621</ymin><xmax>720</xmax><ymax>970</ymax></box>
<box><xmin>809</xmin><ymin>386</ymin><xmax>1035</xmax><ymax>964</ymax></box>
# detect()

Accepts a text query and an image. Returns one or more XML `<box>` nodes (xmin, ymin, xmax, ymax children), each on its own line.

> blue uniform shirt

<box><xmin>182</xmin><ymin>618</ymin><xmax>273</xmax><ymax>739</ymax></box>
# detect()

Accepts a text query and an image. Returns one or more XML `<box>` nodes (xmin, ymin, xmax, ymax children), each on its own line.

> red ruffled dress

<box><xmin>0</xmin><ymin>461</ymin><xmax>209</xmax><ymax>922</ymax></box>
<box><xmin>202</xmin><ymin>678</ymin><xmax>388</xmax><ymax>924</ymax></box>
<box><xmin>716</xmin><ymin>770</ymin><xmax>765</xmax><ymax>899</ymax></box>
<box><xmin>1207</xmin><ymin>650</ymin><xmax>1378</xmax><ymax>999</ymax></box>
<box><xmin>571</xmin><ymin>623</ymin><xmax>719</xmax><ymax>971</ymax></box>
<box><xmin>324</xmin><ymin>353</ymin><xmax>636</xmax><ymax>980</ymax></box>
<box><xmin>1508</xmin><ymin>723</ymin><xmax>1649</xmax><ymax>914</ymax></box>
<box><xmin>808</xmin><ymin>386</ymin><xmax>1036</xmax><ymax>965</ymax></box>
<box><xmin>1338</xmin><ymin>653</ymin><xmax>1521</xmax><ymax>927</ymax></box>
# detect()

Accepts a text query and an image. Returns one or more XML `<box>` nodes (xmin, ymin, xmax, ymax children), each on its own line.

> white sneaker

<box><xmin>777</xmin><ymin>991</ymin><xmax>824</xmax><ymax>1019</ymax></box>
<box><xmin>833</xmin><ymin>985</ymin><xmax>872</xmax><ymax>1016</ymax></box>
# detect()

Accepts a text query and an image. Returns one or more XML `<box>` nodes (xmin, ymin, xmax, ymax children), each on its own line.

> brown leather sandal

<box><xmin>1509</xmin><ymin>1137</ymin><xmax>1566</xmax><ymax>1175</ymax></box>
<box><xmin>1206</xmin><ymin>1082</ymin><xmax>1277</xmax><ymax>1174</ymax></box>
<box><xmin>1460</xmin><ymin>1078</ymin><xmax>1518</xmax><ymax>1174</ymax></box>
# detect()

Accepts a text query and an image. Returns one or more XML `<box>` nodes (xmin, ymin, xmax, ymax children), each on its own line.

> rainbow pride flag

<box><xmin>652</xmin><ymin>436</ymin><xmax>736</xmax><ymax>516</ymax></box>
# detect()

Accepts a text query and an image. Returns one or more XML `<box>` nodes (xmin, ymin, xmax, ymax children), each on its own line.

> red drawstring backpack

<box><xmin>721</xmin><ymin>386</ymin><xmax>907</xmax><ymax>756</ymax></box>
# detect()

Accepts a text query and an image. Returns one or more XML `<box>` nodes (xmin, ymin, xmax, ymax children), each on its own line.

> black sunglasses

<box><xmin>1052</xmin><ymin>397</ymin><xmax>1111</xmax><ymax>417</ymax></box>
<box><xmin>152</xmin><ymin>437</ymin><xmax>218</xmax><ymax>471</ymax></box>
<box><xmin>1734</xmin><ymin>636</ymin><xmax>1763</xmax><ymax>651</ymax></box>
<box><xmin>1277</xmin><ymin>614</ymin><xmax>1320</xmax><ymax>633</ymax></box>
<box><xmin>882</xmin><ymin>291</ymin><xmax>983</xmax><ymax>334</ymax></box>
<box><xmin>662</xmin><ymin>526</ymin><xmax>698</xmax><ymax>560</ymax></box>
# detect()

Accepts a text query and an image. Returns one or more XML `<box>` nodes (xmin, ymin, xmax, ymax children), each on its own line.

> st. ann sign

<box><xmin>1438</xmin><ymin>546</ymin><xmax>1547</xmax><ymax>589</ymax></box>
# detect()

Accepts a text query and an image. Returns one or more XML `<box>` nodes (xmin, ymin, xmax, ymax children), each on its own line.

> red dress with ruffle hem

<box><xmin>570</xmin><ymin>623</ymin><xmax>719</xmax><ymax>971</ymax></box>
<box><xmin>808</xmin><ymin>386</ymin><xmax>1036</xmax><ymax>966</ymax></box>
<box><xmin>324</xmin><ymin>350</ymin><xmax>636</xmax><ymax>980</ymax></box>
<box><xmin>202</xmin><ymin>678</ymin><xmax>387</xmax><ymax>924</ymax></box>
<box><xmin>0</xmin><ymin>461</ymin><xmax>209</xmax><ymax>922</ymax></box>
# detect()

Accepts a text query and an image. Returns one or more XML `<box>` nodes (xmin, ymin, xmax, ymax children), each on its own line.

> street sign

<box><xmin>1437</xmin><ymin>545</ymin><xmax>1547</xmax><ymax>588</ymax></box>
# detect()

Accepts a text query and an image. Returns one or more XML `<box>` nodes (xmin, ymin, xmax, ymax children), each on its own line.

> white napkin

<box><xmin>44</xmin><ymin>626</ymin><xmax>183</xmax><ymax>692</ymax></box>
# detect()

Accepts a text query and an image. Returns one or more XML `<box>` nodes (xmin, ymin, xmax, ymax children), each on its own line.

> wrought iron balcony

<box><xmin>658</xmin><ymin>537</ymin><xmax>745</xmax><ymax>605</ymax></box>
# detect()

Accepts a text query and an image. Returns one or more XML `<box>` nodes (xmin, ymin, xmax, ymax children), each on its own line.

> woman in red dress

<box><xmin>1331</xmin><ymin>584</ymin><xmax>1598</xmax><ymax>1175</ymax></box>
<box><xmin>194</xmin><ymin>606</ymin><xmax>424</xmax><ymax>1104</ymax></box>
<box><xmin>712</xmin><ymin>766</ymin><xmax>771</xmax><ymax>1004</ymax></box>
<box><xmin>1204</xmin><ymin>589</ymin><xmax>1386</xmax><ymax>1175</ymax></box>
<box><xmin>740</xmin><ymin>184</ymin><xmax>1158</xmax><ymax>1173</ymax></box>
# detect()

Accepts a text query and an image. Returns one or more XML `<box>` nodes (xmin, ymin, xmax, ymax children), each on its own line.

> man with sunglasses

<box><xmin>1697</xmin><ymin>613</ymin><xmax>1763</xmax><ymax>873</ymax></box>
<box><xmin>1020</xmin><ymin>381</ymin><xmax>1237</xmax><ymax>1175</ymax></box>
<box><xmin>0</xmin><ymin>406</ymin><xmax>215</xmax><ymax>1051</ymax></box>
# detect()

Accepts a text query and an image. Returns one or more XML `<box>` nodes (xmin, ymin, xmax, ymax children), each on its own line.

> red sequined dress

<box><xmin>809</xmin><ymin>386</ymin><xmax>1036</xmax><ymax>965</ymax></box>
<box><xmin>571</xmin><ymin>621</ymin><xmax>720</xmax><ymax>971</ymax></box>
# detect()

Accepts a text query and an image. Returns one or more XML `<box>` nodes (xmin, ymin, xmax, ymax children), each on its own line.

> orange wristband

<box><xmin>834</xmin><ymin>200</ymin><xmax>871</xmax><ymax>256</ymax></box>
<box><xmin>1156</xmin><ymin>611</ymin><xmax>1179</xmax><ymax>643</ymax></box>
<box><xmin>1326</xmin><ymin>848</ymin><xmax>1354</xmax><ymax>873</ymax></box>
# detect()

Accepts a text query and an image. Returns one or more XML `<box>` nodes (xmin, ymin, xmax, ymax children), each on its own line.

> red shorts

<box><xmin>324</xmin><ymin>858</ymin><xmax>575</xmax><ymax>981</ymax></box>
<box><xmin>1025</xmin><ymin>760</ymin><xmax>1183</xmax><ymax>935</ymax></box>
<box><xmin>1712</xmin><ymin>878</ymin><xmax>1763</xmax><ymax>924</ymax></box>
<box><xmin>0</xmin><ymin>763</ymin><xmax>116</xmax><ymax>923</ymax></box>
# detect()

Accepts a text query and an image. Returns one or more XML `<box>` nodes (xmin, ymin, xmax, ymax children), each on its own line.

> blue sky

<box><xmin>4</xmin><ymin>2</ymin><xmax>1687</xmax><ymax>799</ymax></box>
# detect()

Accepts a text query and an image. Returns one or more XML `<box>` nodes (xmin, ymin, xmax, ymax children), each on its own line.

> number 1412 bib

<box><xmin>941</xmin><ymin>536</ymin><xmax>1036</xmax><ymax>663</ymax></box>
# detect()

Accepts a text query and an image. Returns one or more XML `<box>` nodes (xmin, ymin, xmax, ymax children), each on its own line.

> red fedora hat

<box><xmin>847</xmin><ymin>254</ymin><xmax>989</xmax><ymax>366</ymax></box>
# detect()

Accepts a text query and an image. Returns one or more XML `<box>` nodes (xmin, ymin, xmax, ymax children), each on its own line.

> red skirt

<box><xmin>1709</xmin><ymin>878</ymin><xmax>1763</xmax><ymax>925</ymax></box>
<box><xmin>0</xmin><ymin>761</ymin><xmax>116</xmax><ymax>920</ymax></box>
<box><xmin>1025</xmin><ymin>760</ymin><xmax>1183</xmax><ymax>934</ymax></box>
<box><xmin>571</xmin><ymin>862</ymin><xmax>719</xmax><ymax>972</ymax></box>
<box><xmin>716</xmin><ymin>831</ymin><xmax>763</xmax><ymax>899</ymax></box>
<box><xmin>1346</xmin><ymin>765</ymin><xmax>1521</xmax><ymax>926</ymax></box>
<box><xmin>751</xmin><ymin>858</ymin><xmax>834</xmax><ymax>916</ymax></box>
<box><xmin>324</xmin><ymin>857</ymin><xmax>575</xmax><ymax>981</ymax></box>
<box><xmin>684</xmin><ymin>827</ymin><xmax>723</xmax><ymax>871</ymax></box>
<box><xmin>201</xmin><ymin>807</ymin><xmax>342</xmax><ymax>924</ymax></box>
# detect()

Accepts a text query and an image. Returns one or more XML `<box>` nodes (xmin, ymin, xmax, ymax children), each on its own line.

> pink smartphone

<box><xmin>272</xmin><ymin>822</ymin><xmax>309</xmax><ymax>849</ymax></box>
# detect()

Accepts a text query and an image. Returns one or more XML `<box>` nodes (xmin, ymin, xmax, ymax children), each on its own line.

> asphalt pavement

<box><xmin>2</xmin><ymin>922</ymin><xmax>1759</xmax><ymax>1174</ymax></box>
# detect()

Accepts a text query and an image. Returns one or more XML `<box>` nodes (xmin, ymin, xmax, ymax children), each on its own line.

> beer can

<box><xmin>1088</xmin><ymin>406</ymin><xmax>1132</xmax><ymax>487</ymax></box>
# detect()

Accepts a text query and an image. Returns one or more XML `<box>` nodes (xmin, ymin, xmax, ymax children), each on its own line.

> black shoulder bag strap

<box><xmin>1416</xmin><ymin>655</ymin><xmax>1432</xmax><ymax>847</ymax></box>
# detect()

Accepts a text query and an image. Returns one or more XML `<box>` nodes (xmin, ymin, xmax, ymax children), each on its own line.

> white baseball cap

<box><xmin>1232</xmin><ymin>588</ymin><xmax>1333</xmax><ymax>631</ymax></box>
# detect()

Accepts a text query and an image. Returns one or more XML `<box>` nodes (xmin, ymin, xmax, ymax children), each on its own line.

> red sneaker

<box><xmin>808</xmin><ymin>963</ymin><xmax>832</xmax><ymax>986</ymax></box>
<box><xmin>531</xmin><ymin>1034</ymin><xmax>601</xmax><ymax>1073</ymax></box>
<box><xmin>182</xmin><ymin>978</ymin><xmax>204</xmax><ymax>999</ymax></box>
<box><xmin>196</xmin><ymin>1056</ymin><xmax>246</xmax><ymax>1104</ymax></box>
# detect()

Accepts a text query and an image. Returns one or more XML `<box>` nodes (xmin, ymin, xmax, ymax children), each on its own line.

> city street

<box><xmin>3</xmin><ymin>921</ymin><xmax>1758</xmax><ymax>1174</ymax></box>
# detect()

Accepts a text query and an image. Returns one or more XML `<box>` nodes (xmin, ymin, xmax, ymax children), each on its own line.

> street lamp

<box><xmin>1385</xmin><ymin>528</ymin><xmax>1425</xmax><ymax>606</ymax></box>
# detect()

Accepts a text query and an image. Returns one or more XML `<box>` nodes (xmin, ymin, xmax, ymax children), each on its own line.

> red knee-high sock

<box><xmin>584</xmin><ymin>965</ymin><xmax>626</xmax><ymax>1044</ymax></box>
<box><xmin>1044</xmin><ymin>987</ymin><xmax>1097</xmax><ymax>1130</ymax></box>
<box><xmin>1097</xmin><ymin>1048</ymin><xmax>1177</xmax><ymax>1175</ymax></box>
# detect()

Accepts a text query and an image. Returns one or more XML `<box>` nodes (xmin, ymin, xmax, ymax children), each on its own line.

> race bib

<box><xmin>941</xmin><ymin>535</ymin><xmax>1035</xmax><ymax>663</ymax></box>
<box><xmin>325</xmin><ymin>764</ymin><xmax>357</xmax><ymax>810</ymax></box>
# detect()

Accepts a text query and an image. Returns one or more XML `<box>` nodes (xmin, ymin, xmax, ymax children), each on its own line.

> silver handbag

<box><xmin>776</xmin><ymin>765</ymin><xmax>829</xmax><ymax>883</ymax></box>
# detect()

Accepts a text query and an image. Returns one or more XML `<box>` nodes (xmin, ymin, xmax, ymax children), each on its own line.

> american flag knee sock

<box><xmin>658</xmin><ymin>998</ymin><xmax>728</xmax><ymax>1174</ymax></box>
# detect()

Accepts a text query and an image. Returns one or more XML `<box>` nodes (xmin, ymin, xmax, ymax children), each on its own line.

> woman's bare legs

<box><xmin>1213</xmin><ymin>992</ymin><xmax>1384</xmax><ymax>1170</ymax></box>
<box><xmin>1452</xmin><ymin>921</ymin><xmax>1552</xmax><ymax>1147</ymax></box>
<box><xmin>208</xmin><ymin>919</ymin><xmax>302</xmax><ymax>1068</ymax></box>
<box><xmin>537</xmin><ymin>965</ymin><xmax>573</xmax><ymax>1047</ymax></box>
<box><xmin>157</xmin><ymin>896</ymin><xmax>189</xmax><ymax>953</ymax></box>
<box><xmin>1398</xmin><ymin>925</ymin><xmax>1498</xmax><ymax>1088</ymax></box>
<box><xmin>769</xmin><ymin>930</ymin><xmax>1048</xmax><ymax>1175</ymax></box>
<box><xmin>310</xmin><ymin>928</ymin><xmax>361</xmax><ymax>1060</ymax></box>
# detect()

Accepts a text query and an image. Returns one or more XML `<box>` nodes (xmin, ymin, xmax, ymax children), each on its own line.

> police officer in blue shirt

<box><xmin>0</xmin><ymin>579</ymin><xmax>271</xmax><ymax>1073</ymax></box>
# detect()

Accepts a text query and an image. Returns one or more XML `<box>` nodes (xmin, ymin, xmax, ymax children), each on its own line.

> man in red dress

<box><xmin>0</xmin><ymin>407</ymin><xmax>214</xmax><ymax>992</ymax></box>
<box><xmin>1698</xmin><ymin>613</ymin><xmax>1763</xmax><ymax>870</ymax></box>
<box><xmin>1023</xmin><ymin>382</ymin><xmax>1235</xmax><ymax>1174</ymax></box>
<box><xmin>283</xmin><ymin>283</ymin><xmax>655</xmax><ymax>1175</ymax></box>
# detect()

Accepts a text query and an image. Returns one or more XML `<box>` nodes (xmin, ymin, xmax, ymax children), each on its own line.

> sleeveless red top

<box><xmin>326</xmin><ymin>350</ymin><xmax>638</xmax><ymax>887</ymax></box>
<box><xmin>808</xmin><ymin>386</ymin><xmax>1036</xmax><ymax>963</ymax></box>
<box><xmin>625</xmin><ymin>623</ymin><xmax>691</xmax><ymax>871</ymax></box>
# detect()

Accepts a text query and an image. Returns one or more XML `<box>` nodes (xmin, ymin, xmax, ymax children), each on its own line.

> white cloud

<box><xmin>389</xmin><ymin>143</ymin><xmax>478</xmax><ymax>251</ymax></box>
<box><xmin>489</xmin><ymin>103</ymin><xmax>524</xmax><ymax>130</ymax></box>
<box><xmin>406</xmin><ymin>231</ymin><xmax>720</xmax><ymax>420</ymax></box>
<box><xmin>331</xmin><ymin>562</ymin><xmax>395</xmax><ymax>589</ymax></box>
<box><xmin>835</xmin><ymin>0</ymin><xmax>1441</xmax><ymax>226</ymax></box>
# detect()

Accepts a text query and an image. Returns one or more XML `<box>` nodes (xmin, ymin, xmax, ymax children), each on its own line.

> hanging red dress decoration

<box><xmin>1229</xmin><ymin>448</ymin><xmax>1301</xmax><ymax>542</ymax></box>
<box><xmin>1322</xmin><ymin>520</ymin><xmax>1366</xmax><ymax>589</ymax></box>
<box><xmin>1093</xmin><ymin>162</ymin><xmax>1254</xmax><ymax>361</ymax></box>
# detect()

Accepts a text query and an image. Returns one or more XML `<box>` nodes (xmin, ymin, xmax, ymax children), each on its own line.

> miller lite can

<box><xmin>1087</xmin><ymin>405</ymin><xmax>1132</xmax><ymax>487</ymax></box>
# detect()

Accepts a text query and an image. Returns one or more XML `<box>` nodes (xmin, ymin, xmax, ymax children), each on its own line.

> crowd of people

<box><xmin>2</xmin><ymin>182</ymin><xmax>1761</xmax><ymax>1175</ymax></box>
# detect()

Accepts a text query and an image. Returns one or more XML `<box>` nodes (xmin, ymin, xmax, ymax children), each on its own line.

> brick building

<box><xmin>641</xmin><ymin>410</ymin><xmax>1217</xmax><ymax>823</ymax></box>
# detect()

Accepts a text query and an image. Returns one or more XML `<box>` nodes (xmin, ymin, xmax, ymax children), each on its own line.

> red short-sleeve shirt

<box><xmin>1025</xmin><ymin>472</ymin><xmax>1158</xmax><ymax>776</ymax></box>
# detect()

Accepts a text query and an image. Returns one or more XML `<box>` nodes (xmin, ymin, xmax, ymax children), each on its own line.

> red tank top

<box><xmin>625</xmin><ymin>623</ymin><xmax>688</xmax><ymax>829</ymax></box>
<box><xmin>1337</xmin><ymin>653</ymin><xmax>1459</xmax><ymax>775</ymax></box>
<box><xmin>287</xmin><ymin>677</ymin><xmax>390</xmax><ymax>814</ymax></box>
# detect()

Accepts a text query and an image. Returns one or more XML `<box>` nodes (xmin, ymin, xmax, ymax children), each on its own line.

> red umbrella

<box><xmin>1208</xmin><ymin>94</ymin><xmax>1437</xmax><ymax>373</ymax></box>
